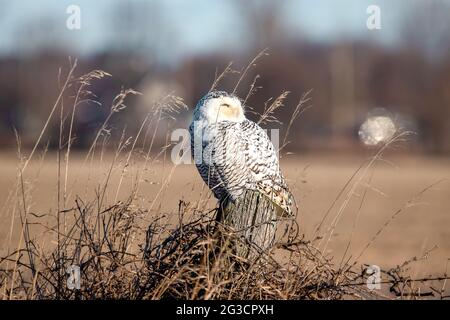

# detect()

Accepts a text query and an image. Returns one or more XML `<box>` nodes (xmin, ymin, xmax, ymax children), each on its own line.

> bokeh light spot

<box><xmin>359</xmin><ymin>115</ymin><xmax>396</xmax><ymax>146</ymax></box>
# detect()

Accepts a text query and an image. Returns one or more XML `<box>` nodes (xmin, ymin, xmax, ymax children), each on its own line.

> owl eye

<box><xmin>220</xmin><ymin>103</ymin><xmax>231</xmax><ymax>108</ymax></box>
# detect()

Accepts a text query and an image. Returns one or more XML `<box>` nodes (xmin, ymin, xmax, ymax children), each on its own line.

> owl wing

<box><xmin>202</xmin><ymin>121</ymin><xmax>250</xmax><ymax>201</ymax></box>
<box><xmin>206</xmin><ymin>120</ymin><xmax>293</xmax><ymax>215</ymax></box>
<box><xmin>239</xmin><ymin>120</ymin><xmax>294</xmax><ymax>215</ymax></box>
<box><xmin>190</xmin><ymin>122</ymin><xmax>226</xmax><ymax>200</ymax></box>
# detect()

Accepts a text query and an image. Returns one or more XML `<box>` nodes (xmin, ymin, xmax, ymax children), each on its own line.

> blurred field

<box><xmin>1</xmin><ymin>151</ymin><xmax>449</xmax><ymax>278</ymax></box>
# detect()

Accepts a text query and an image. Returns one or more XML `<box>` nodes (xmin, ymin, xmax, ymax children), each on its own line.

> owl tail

<box><xmin>257</xmin><ymin>183</ymin><xmax>295</xmax><ymax>218</ymax></box>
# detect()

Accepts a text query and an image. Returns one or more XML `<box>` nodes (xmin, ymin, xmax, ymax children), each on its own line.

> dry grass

<box><xmin>1</xmin><ymin>56</ymin><xmax>449</xmax><ymax>300</ymax></box>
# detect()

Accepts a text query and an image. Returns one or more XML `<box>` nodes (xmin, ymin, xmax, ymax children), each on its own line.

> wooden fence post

<box><xmin>217</xmin><ymin>189</ymin><xmax>279</xmax><ymax>261</ymax></box>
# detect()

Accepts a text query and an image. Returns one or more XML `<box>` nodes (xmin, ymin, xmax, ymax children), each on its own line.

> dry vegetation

<box><xmin>1</xmin><ymin>56</ymin><xmax>449</xmax><ymax>300</ymax></box>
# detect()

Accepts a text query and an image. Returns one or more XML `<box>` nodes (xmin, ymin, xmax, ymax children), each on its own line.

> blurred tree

<box><xmin>108</xmin><ymin>0</ymin><xmax>179</xmax><ymax>65</ymax></box>
<box><xmin>329</xmin><ymin>43</ymin><xmax>356</xmax><ymax>144</ymax></box>
<box><xmin>402</xmin><ymin>0</ymin><xmax>450</xmax><ymax>62</ymax></box>
<box><xmin>400</xmin><ymin>0</ymin><xmax>450</xmax><ymax>153</ymax></box>
<box><xmin>230</xmin><ymin>0</ymin><xmax>288</xmax><ymax>51</ymax></box>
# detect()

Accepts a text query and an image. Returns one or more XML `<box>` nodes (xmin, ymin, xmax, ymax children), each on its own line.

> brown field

<box><xmin>1</xmin><ymin>150</ymin><xmax>449</xmax><ymax>280</ymax></box>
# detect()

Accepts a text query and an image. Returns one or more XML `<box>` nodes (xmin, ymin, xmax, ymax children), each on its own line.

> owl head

<box><xmin>193</xmin><ymin>91</ymin><xmax>245</xmax><ymax>124</ymax></box>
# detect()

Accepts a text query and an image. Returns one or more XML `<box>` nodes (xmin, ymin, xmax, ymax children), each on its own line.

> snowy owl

<box><xmin>189</xmin><ymin>91</ymin><xmax>294</xmax><ymax>216</ymax></box>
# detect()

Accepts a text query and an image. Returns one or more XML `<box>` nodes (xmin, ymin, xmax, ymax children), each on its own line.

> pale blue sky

<box><xmin>0</xmin><ymin>0</ymin><xmax>447</xmax><ymax>64</ymax></box>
